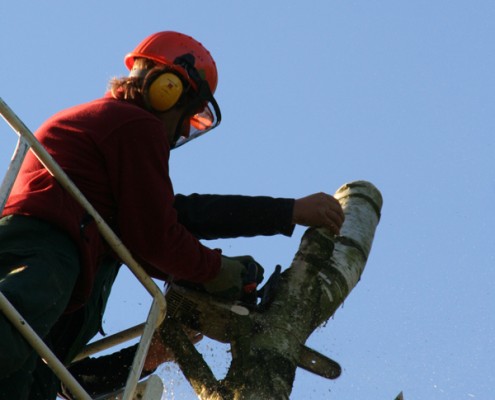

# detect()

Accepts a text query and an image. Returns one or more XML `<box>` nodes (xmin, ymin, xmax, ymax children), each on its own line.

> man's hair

<box><xmin>108</xmin><ymin>58</ymin><xmax>156</xmax><ymax>101</ymax></box>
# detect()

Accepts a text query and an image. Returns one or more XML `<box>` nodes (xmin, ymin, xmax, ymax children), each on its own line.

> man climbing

<box><xmin>0</xmin><ymin>31</ymin><xmax>344</xmax><ymax>399</ymax></box>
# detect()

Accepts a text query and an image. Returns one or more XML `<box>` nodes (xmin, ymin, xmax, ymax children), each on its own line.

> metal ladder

<box><xmin>0</xmin><ymin>97</ymin><xmax>167</xmax><ymax>400</ymax></box>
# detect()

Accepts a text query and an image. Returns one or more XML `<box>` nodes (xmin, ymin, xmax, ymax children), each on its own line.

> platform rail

<box><xmin>0</xmin><ymin>97</ymin><xmax>167</xmax><ymax>400</ymax></box>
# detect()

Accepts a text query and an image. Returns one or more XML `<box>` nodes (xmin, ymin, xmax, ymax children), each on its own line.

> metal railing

<box><xmin>0</xmin><ymin>97</ymin><xmax>167</xmax><ymax>399</ymax></box>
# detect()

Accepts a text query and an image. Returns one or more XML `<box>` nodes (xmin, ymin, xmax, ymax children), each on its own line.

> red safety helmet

<box><xmin>125</xmin><ymin>31</ymin><xmax>218</xmax><ymax>94</ymax></box>
<box><xmin>124</xmin><ymin>31</ymin><xmax>221</xmax><ymax>148</ymax></box>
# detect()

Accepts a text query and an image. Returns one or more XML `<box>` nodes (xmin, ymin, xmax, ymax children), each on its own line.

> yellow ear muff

<box><xmin>147</xmin><ymin>72</ymin><xmax>184</xmax><ymax>112</ymax></box>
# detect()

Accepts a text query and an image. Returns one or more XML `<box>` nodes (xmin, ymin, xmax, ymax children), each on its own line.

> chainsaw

<box><xmin>165</xmin><ymin>265</ymin><xmax>342</xmax><ymax>380</ymax></box>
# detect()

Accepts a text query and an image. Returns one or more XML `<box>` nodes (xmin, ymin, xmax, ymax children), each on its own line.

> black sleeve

<box><xmin>65</xmin><ymin>345</ymin><xmax>153</xmax><ymax>397</ymax></box>
<box><xmin>174</xmin><ymin>194</ymin><xmax>295</xmax><ymax>240</ymax></box>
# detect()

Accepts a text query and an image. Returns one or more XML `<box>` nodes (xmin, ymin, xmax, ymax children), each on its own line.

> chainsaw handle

<box><xmin>242</xmin><ymin>261</ymin><xmax>263</xmax><ymax>293</ymax></box>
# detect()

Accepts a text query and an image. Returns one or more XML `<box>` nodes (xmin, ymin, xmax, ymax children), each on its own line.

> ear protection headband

<box><xmin>134</xmin><ymin>54</ymin><xmax>221</xmax><ymax>147</ymax></box>
<box><xmin>138</xmin><ymin>54</ymin><xmax>211</xmax><ymax>113</ymax></box>
<box><xmin>142</xmin><ymin>67</ymin><xmax>187</xmax><ymax>112</ymax></box>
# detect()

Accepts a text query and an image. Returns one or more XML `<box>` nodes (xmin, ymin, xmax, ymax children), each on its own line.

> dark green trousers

<box><xmin>0</xmin><ymin>215</ymin><xmax>81</xmax><ymax>399</ymax></box>
<box><xmin>30</xmin><ymin>257</ymin><xmax>119</xmax><ymax>400</ymax></box>
<box><xmin>0</xmin><ymin>215</ymin><xmax>119</xmax><ymax>400</ymax></box>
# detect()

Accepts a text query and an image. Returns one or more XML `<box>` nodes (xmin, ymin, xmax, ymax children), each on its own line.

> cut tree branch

<box><xmin>162</xmin><ymin>180</ymin><xmax>383</xmax><ymax>399</ymax></box>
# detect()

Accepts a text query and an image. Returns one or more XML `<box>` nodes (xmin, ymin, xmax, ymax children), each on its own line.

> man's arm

<box><xmin>63</xmin><ymin>346</ymin><xmax>141</xmax><ymax>398</ymax></box>
<box><xmin>174</xmin><ymin>194</ymin><xmax>295</xmax><ymax>240</ymax></box>
<box><xmin>174</xmin><ymin>191</ymin><xmax>345</xmax><ymax>240</ymax></box>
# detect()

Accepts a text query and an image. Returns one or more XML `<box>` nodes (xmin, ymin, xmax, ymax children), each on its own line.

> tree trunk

<box><xmin>161</xmin><ymin>181</ymin><xmax>383</xmax><ymax>399</ymax></box>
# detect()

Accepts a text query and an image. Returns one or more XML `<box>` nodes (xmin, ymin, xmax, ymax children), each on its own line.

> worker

<box><xmin>0</xmin><ymin>31</ymin><xmax>345</xmax><ymax>400</ymax></box>
<box><xmin>61</xmin><ymin>190</ymin><xmax>343</xmax><ymax>398</ymax></box>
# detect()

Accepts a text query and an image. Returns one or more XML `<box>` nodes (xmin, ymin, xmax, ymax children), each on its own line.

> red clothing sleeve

<box><xmin>3</xmin><ymin>96</ymin><xmax>221</xmax><ymax>303</ymax></box>
<box><xmin>99</xmin><ymin>118</ymin><xmax>221</xmax><ymax>283</ymax></box>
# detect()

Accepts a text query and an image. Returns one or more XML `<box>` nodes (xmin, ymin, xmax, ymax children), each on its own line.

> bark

<box><xmin>162</xmin><ymin>181</ymin><xmax>383</xmax><ymax>399</ymax></box>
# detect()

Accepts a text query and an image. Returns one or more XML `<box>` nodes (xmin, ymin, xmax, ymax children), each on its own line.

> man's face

<box><xmin>157</xmin><ymin>102</ymin><xmax>193</xmax><ymax>147</ymax></box>
<box><xmin>155</xmin><ymin>76</ymin><xmax>219</xmax><ymax>149</ymax></box>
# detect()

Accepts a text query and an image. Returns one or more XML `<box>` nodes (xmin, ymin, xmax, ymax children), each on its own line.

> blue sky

<box><xmin>1</xmin><ymin>1</ymin><xmax>494</xmax><ymax>399</ymax></box>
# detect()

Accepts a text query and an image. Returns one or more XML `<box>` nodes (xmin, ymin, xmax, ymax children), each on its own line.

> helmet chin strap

<box><xmin>129</xmin><ymin>68</ymin><xmax>149</xmax><ymax>78</ymax></box>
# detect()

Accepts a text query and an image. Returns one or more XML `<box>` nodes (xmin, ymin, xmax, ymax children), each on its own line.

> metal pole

<box><xmin>74</xmin><ymin>324</ymin><xmax>145</xmax><ymax>362</ymax></box>
<box><xmin>0</xmin><ymin>292</ymin><xmax>92</xmax><ymax>400</ymax></box>
<box><xmin>122</xmin><ymin>299</ymin><xmax>162</xmax><ymax>400</ymax></box>
<box><xmin>0</xmin><ymin>136</ymin><xmax>29</xmax><ymax>213</ymax></box>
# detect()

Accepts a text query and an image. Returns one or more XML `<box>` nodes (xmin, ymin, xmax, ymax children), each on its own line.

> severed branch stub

<box><xmin>160</xmin><ymin>180</ymin><xmax>383</xmax><ymax>399</ymax></box>
<box><xmin>159</xmin><ymin>318</ymin><xmax>225</xmax><ymax>400</ymax></box>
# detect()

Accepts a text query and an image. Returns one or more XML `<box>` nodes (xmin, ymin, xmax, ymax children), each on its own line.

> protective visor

<box><xmin>172</xmin><ymin>84</ymin><xmax>221</xmax><ymax>149</ymax></box>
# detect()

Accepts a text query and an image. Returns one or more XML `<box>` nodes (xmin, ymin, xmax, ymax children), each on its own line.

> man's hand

<box><xmin>202</xmin><ymin>255</ymin><xmax>264</xmax><ymax>300</ymax></box>
<box><xmin>292</xmin><ymin>192</ymin><xmax>345</xmax><ymax>235</ymax></box>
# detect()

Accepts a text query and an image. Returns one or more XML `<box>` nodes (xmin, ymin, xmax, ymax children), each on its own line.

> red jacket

<box><xmin>2</xmin><ymin>94</ymin><xmax>221</xmax><ymax>310</ymax></box>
